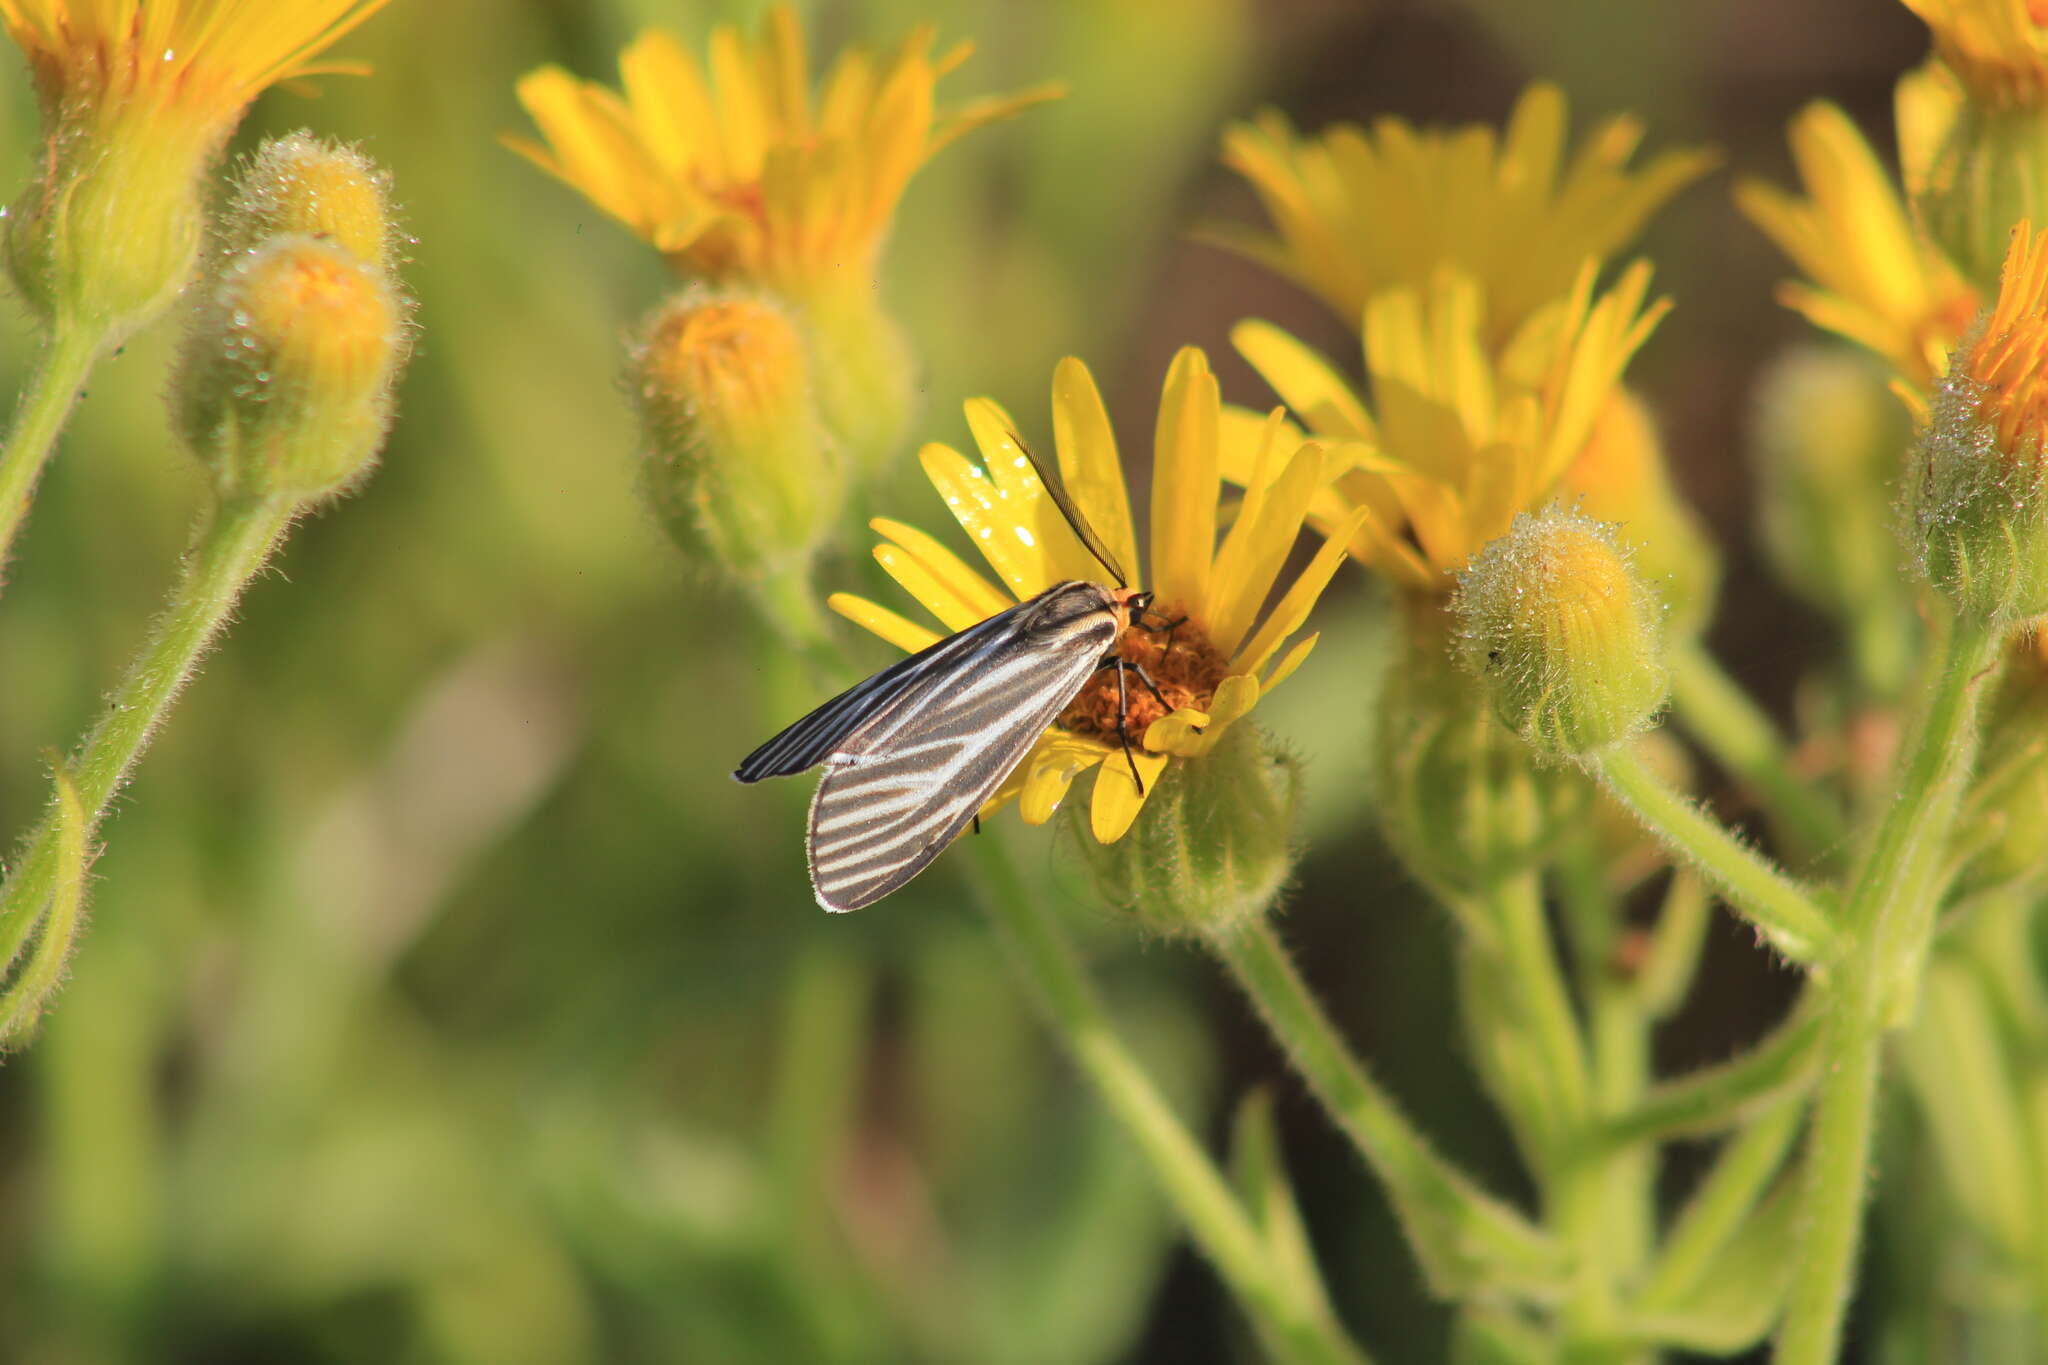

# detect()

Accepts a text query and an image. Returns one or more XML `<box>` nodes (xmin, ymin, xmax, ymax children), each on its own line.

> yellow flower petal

<box><xmin>1232</xmin><ymin>320</ymin><xmax>1376</xmax><ymax>440</ymax></box>
<box><xmin>1232</xmin><ymin>507</ymin><xmax>1370</xmax><ymax>678</ymax></box>
<box><xmin>1150</xmin><ymin>346</ymin><xmax>1220</xmax><ymax>610</ymax></box>
<box><xmin>1052</xmin><ymin>357</ymin><xmax>1141</xmax><ymax>582</ymax></box>
<box><xmin>873</xmin><ymin>545</ymin><xmax>988</xmax><ymax>634</ymax></box>
<box><xmin>827</xmin><ymin>592</ymin><xmax>939</xmax><ymax>653</ymax></box>
<box><xmin>1015</xmin><ymin>733</ymin><xmax>1112</xmax><ymax>824</ymax></box>
<box><xmin>1090</xmin><ymin>750</ymin><xmax>1170</xmax><ymax>843</ymax></box>
<box><xmin>963</xmin><ymin>398</ymin><xmax>1105</xmax><ymax>586</ymax></box>
<box><xmin>1262</xmin><ymin>633</ymin><xmax>1319</xmax><ymax>692</ymax></box>
<box><xmin>919</xmin><ymin>440</ymin><xmax>1062</xmax><ymax>598</ymax></box>
<box><xmin>872</xmin><ymin>516</ymin><xmax>1013</xmax><ymax>618</ymax></box>
<box><xmin>1209</xmin><ymin>441</ymin><xmax>1326</xmax><ymax>656</ymax></box>
<box><xmin>1142</xmin><ymin>705</ymin><xmax>1214</xmax><ymax>756</ymax></box>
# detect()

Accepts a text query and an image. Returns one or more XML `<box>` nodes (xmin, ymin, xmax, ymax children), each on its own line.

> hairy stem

<box><xmin>1592</xmin><ymin>744</ymin><xmax>1836</xmax><ymax>966</ymax></box>
<box><xmin>968</xmin><ymin>839</ymin><xmax>1371</xmax><ymax>1365</ymax></box>
<box><xmin>1667</xmin><ymin>639</ymin><xmax>1848</xmax><ymax>865</ymax></box>
<box><xmin>0</xmin><ymin>495</ymin><xmax>298</xmax><ymax>970</ymax></box>
<box><xmin>1776</xmin><ymin>615</ymin><xmax>2002</xmax><ymax>1365</ymax></box>
<box><xmin>0</xmin><ymin>323</ymin><xmax>104</xmax><ymax>582</ymax></box>
<box><xmin>1207</xmin><ymin>916</ymin><xmax>1569</xmax><ymax>1299</ymax></box>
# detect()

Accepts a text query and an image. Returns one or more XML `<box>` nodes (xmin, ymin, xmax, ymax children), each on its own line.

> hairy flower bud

<box><xmin>4</xmin><ymin>105</ymin><xmax>216</xmax><ymax>339</ymax></box>
<box><xmin>1558</xmin><ymin>390</ymin><xmax>1719</xmax><ymax>640</ymax></box>
<box><xmin>1453</xmin><ymin>510</ymin><xmax>1669</xmax><ymax>758</ymax></box>
<box><xmin>630</xmin><ymin>288</ymin><xmax>845</xmax><ymax>581</ymax></box>
<box><xmin>1917</xmin><ymin>98</ymin><xmax>2048</xmax><ymax>298</ymax></box>
<box><xmin>219</xmin><ymin>133</ymin><xmax>396</xmax><ymax>268</ymax></box>
<box><xmin>1905</xmin><ymin>222</ymin><xmax>2048</xmax><ymax>624</ymax></box>
<box><xmin>1070</xmin><ymin>721</ymin><xmax>1299</xmax><ymax>936</ymax></box>
<box><xmin>174</xmin><ymin>235</ymin><xmax>408</xmax><ymax>503</ymax></box>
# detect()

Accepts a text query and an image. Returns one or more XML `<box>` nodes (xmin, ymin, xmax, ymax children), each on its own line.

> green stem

<box><xmin>0</xmin><ymin>495</ymin><xmax>298</xmax><ymax>968</ymax></box>
<box><xmin>1667</xmin><ymin>639</ymin><xmax>1848</xmax><ymax>865</ymax></box>
<box><xmin>0</xmin><ymin>323</ymin><xmax>104</xmax><ymax>582</ymax></box>
<box><xmin>1206</xmin><ymin>917</ymin><xmax>1569</xmax><ymax>1300</ymax></box>
<box><xmin>1590</xmin><ymin>997</ymin><xmax>1821</xmax><ymax>1150</ymax></box>
<box><xmin>1636</xmin><ymin>1099</ymin><xmax>1803</xmax><ymax>1313</ymax></box>
<box><xmin>1776</xmin><ymin>614</ymin><xmax>2003</xmax><ymax>1365</ymax></box>
<box><xmin>967</xmin><ymin>839</ymin><xmax>1371</xmax><ymax>1365</ymax></box>
<box><xmin>1592</xmin><ymin>744</ymin><xmax>1837</xmax><ymax>966</ymax></box>
<box><xmin>750</xmin><ymin>563</ymin><xmax>848</xmax><ymax>683</ymax></box>
<box><xmin>1490</xmin><ymin>871</ymin><xmax>1592</xmax><ymax>1140</ymax></box>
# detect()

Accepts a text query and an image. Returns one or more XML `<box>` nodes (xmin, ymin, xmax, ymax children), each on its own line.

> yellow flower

<box><xmin>1213</xmin><ymin>82</ymin><xmax>1712</xmax><ymax>346</ymax></box>
<box><xmin>0</xmin><ymin>0</ymin><xmax>387</xmax><ymax>115</ymax></box>
<box><xmin>1955</xmin><ymin>219</ymin><xmax>2048</xmax><ymax>451</ymax></box>
<box><xmin>0</xmin><ymin>0</ymin><xmax>389</xmax><ymax>333</ymax></box>
<box><xmin>1905</xmin><ymin>220</ymin><xmax>2048</xmax><ymax>621</ymax></box>
<box><xmin>1900</xmin><ymin>0</ymin><xmax>2048</xmax><ymax>109</ymax></box>
<box><xmin>507</xmin><ymin>4</ymin><xmax>1058</xmax><ymax>299</ymax></box>
<box><xmin>1736</xmin><ymin>100</ymin><xmax>1978</xmax><ymax>390</ymax></box>
<box><xmin>828</xmin><ymin>349</ymin><xmax>1366</xmax><ymax>843</ymax></box>
<box><xmin>1231</xmin><ymin>262</ymin><xmax>1667</xmax><ymax>593</ymax></box>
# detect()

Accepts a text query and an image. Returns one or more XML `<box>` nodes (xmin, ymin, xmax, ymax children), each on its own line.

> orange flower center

<box><xmin>1057</xmin><ymin>604</ymin><xmax>1230</xmax><ymax>743</ymax></box>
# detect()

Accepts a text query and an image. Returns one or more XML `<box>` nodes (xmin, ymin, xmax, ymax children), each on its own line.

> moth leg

<box><xmin>973</xmin><ymin>814</ymin><xmax>982</xmax><ymax>836</ymax></box>
<box><xmin>1124</xmin><ymin>657</ymin><xmax>1202</xmax><ymax>735</ymax></box>
<box><xmin>1113</xmin><ymin>659</ymin><xmax>1146</xmax><ymax>796</ymax></box>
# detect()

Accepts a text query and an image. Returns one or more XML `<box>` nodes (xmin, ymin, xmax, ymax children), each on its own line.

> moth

<box><xmin>735</xmin><ymin>435</ymin><xmax>1178</xmax><ymax>912</ymax></box>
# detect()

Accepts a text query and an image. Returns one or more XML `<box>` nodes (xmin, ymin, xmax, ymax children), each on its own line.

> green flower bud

<box><xmin>173</xmin><ymin>235</ymin><xmax>409</xmax><ymax>504</ymax></box>
<box><xmin>630</xmin><ymin>287</ymin><xmax>846</xmax><ymax>582</ymax></box>
<box><xmin>1903</xmin><ymin>223</ymin><xmax>2048</xmax><ymax>625</ymax></box>
<box><xmin>1912</xmin><ymin>63</ymin><xmax>2048</xmax><ymax>297</ymax></box>
<box><xmin>1452</xmin><ymin>510</ymin><xmax>1669</xmax><ymax>759</ymax></box>
<box><xmin>1373</xmin><ymin>596</ymin><xmax>1589</xmax><ymax>895</ymax></box>
<box><xmin>5</xmin><ymin>103</ymin><xmax>218</xmax><ymax>340</ymax></box>
<box><xmin>1558</xmin><ymin>389</ymin><xmax>1720</xmax><ymax>640</ymax></box>
<box><xmin>1757</xmin><ymin>346</ymin><xmax>1914</xmax><ymax>608</ymax></box>
<box><xmin>793</xmin><ymin>279</ymin><xmax>918</xmax><ymax>480</ymax></box>
<box><xmin>1069</xmin><ymin>721</ymin><xmax>1299</xmax><ymax>937</ymax></box>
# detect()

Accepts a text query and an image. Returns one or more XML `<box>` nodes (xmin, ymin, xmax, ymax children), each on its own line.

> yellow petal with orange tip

<box><xmin>1150</xmin><ymin>347</ymin><xmax>1220</xmax><ymax>609</ymax></box>
<box><xmin>919</xmin><ymin>441</ymin><xmax>1060</xmax><ymax>599</ymax></box>
<box><xmin>1090</xmin><ymin>750</ymin><xmax>1170</xmax><ymax>843</ymax></box>
<box><xmin>964</xmin><ymin>398</ymin><xmax>1105</xmax><ymax>586</ymax></box>
<box><xmin>872</xmin><ymin>517</ymin><xmax>1012</xmax><ymax>618</ymax></box>
<box><xmin>1052</xmin><ymin>357</ymin><xmax>1140</xmax><ymax>581</ymax></box>
<box><xmin>827</xmin><ymin>592</ymin><xmax>939</xmax><ymax>653</ymax></box>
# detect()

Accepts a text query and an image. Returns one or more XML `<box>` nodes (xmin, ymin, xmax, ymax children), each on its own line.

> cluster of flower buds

<box><xmin>172</xmin><ymin>136</ymin><xmax>412</xmax><ymax>506</ymax></box>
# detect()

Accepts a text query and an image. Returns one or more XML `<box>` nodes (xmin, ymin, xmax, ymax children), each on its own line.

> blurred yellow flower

<box><xmin>0</xmin><ymin>0</ymin><xmax>387</xmax><ymax>121</ymax></box>
<box><xmin>829</xmin><ymin>349</ymin><xmax>1365</xmax><ymax>843</ymax></box>
<box><xmin>507</xmin><ymin>4</ymin><xmax>1058</xmax><ymax>299</ymax></box>
<box><xmin>1737</xmin><ymin>100</ymin><xmax>1977</xmax><ymax>389</ymax></box>
<box><xmin>1900</xmin><ymin>0</ymin><xmax>2048</xmax><ymax>108</ymax></box>
<box><xmin>1232</xmin><ymin>261</ymin><xmax>1667</xmax><ymax>593</ymax></box>
<box><xmin>1213</xmin><ymin>82</ymin><xmax>1712</xmax><ymax>345</ymax></box>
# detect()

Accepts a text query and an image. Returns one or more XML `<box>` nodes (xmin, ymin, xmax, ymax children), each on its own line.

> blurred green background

<box><xmin>0</xmin><ymin>1</ymin><xmax>1934</xmax><ymax>1361</ymax></box>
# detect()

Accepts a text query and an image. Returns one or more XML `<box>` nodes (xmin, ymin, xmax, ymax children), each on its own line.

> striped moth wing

<box><xmin>736</xmin><ymin>581</ymin><xmax>1123</xmax><ymax>911</ymax></box>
